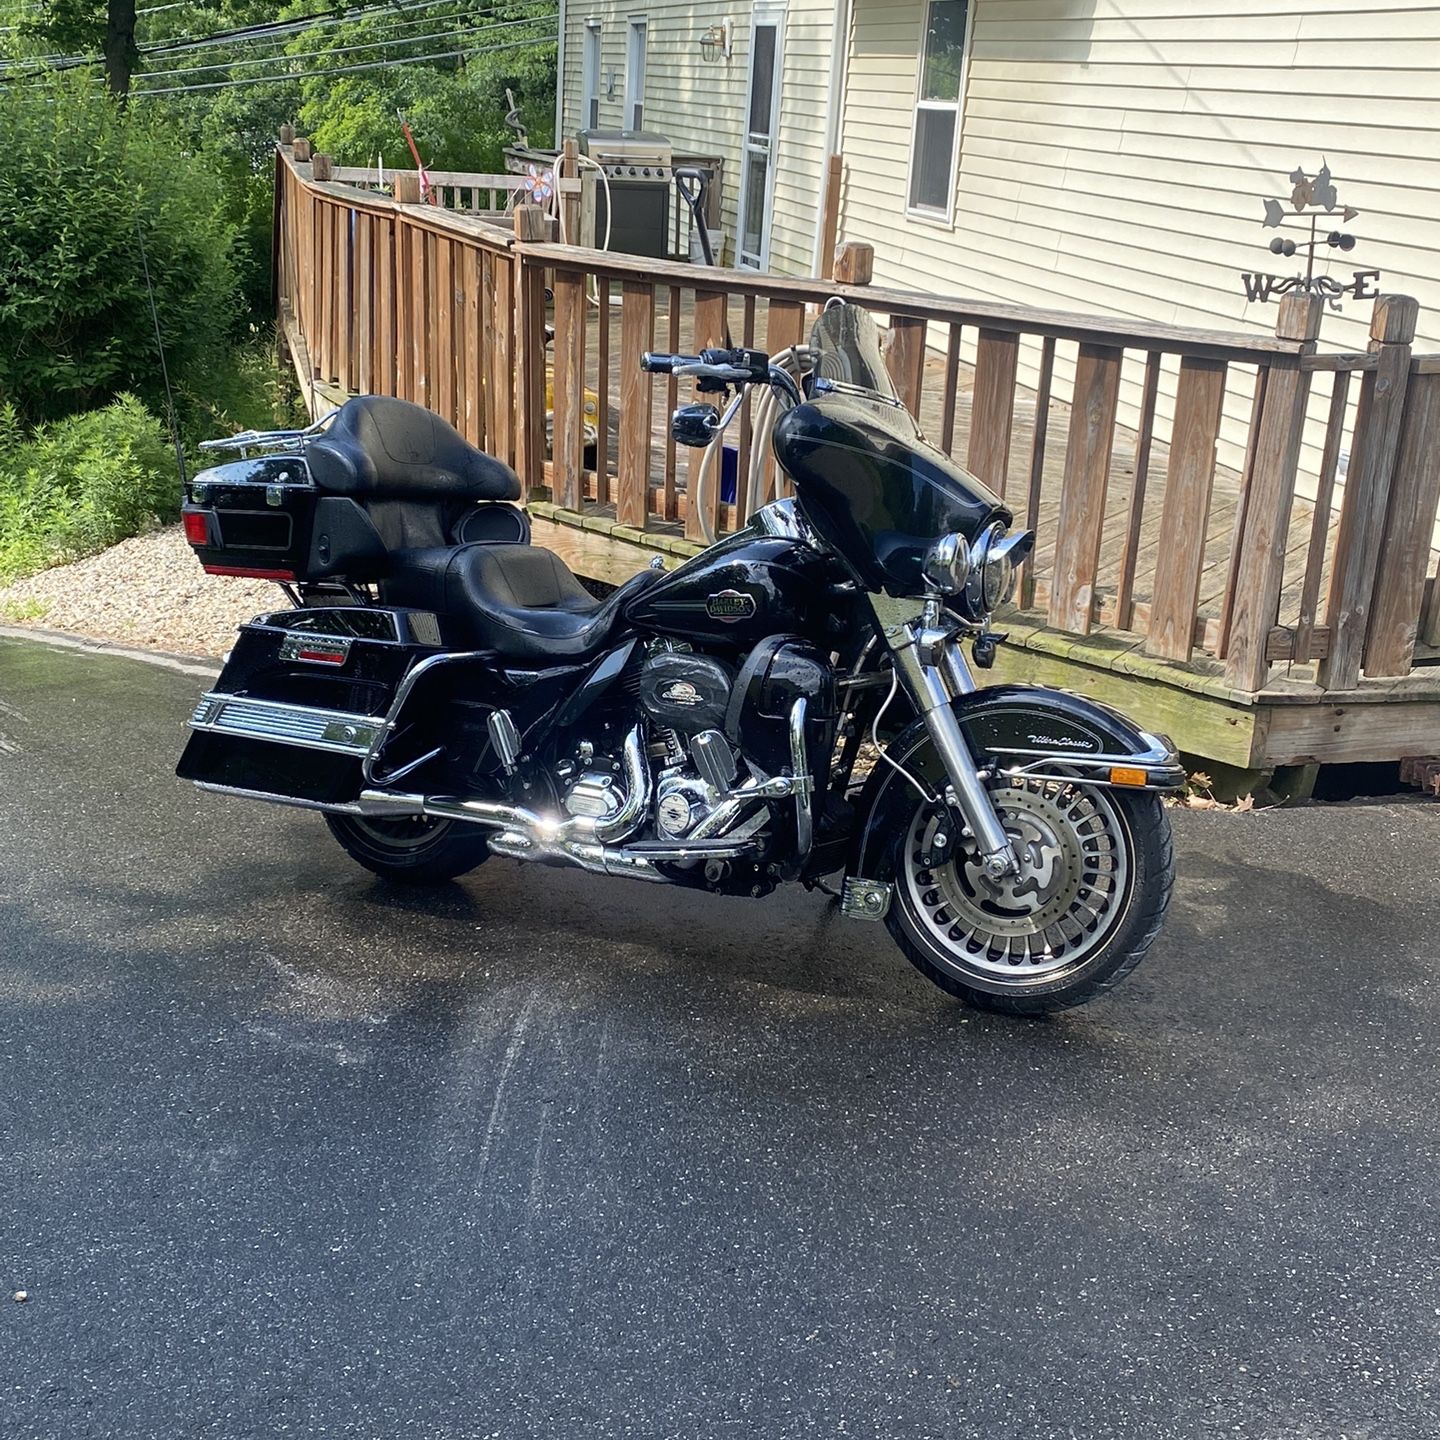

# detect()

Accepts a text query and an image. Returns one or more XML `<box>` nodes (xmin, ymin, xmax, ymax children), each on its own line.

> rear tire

<box><xmin>884</xmin><ymin>778</ymin><xmax>1173</xmax><ymax>1016</ymax></box>
<box><xmin>324</xmin><ymin>813</ymin><xmax>490</xmax><ymax>884</ymax></box>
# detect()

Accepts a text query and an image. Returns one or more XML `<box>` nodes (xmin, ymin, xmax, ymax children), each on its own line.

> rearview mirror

<box><xmin>671</xmin><ymin>403</ymin><xmax>721</xmax><ymax>449</ymax></box>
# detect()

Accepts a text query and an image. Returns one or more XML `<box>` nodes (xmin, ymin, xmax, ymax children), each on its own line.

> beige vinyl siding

<box><xmin>840</xmin><ymin>0</ymin><xmax>1440</xmax><ymax>487</ymax></box>
<box><xmin>560</xmin><ymin>0</ymin><xmax>833</xmax><ymax>274</ymax></box>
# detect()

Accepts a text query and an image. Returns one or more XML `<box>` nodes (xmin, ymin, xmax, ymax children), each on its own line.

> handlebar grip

<box><xmin>641</xmin><ymin>352</ymin><xmax>699</xmax><ymax>374</ymax></box>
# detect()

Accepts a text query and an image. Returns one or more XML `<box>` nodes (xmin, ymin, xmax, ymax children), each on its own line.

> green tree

<box><xmin>0</xmin><ymin>75</ymin><xmax>239</xmax><ymax>424</ymax></box>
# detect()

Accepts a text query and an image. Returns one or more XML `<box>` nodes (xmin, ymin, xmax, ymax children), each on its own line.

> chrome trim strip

<box><xmin>189</xmin><ymin>692</ymin><xmax>382</xmax><ymax>756</ymax></box>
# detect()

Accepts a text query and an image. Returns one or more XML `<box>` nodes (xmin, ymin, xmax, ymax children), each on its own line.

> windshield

<box><xmin>808</xmin><ymin>304</ymin><xmax>900</xmax><ymax>403</ymax></box>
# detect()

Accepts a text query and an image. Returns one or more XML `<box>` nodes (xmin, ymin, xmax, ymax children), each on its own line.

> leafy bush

<box><xmin>0</xmin><ymin>74</ymin><xmax>239</xmax><ymax>426</ymax></box>
<box><xmin>0</xmin><ymin>396</ymin><xmax>177</xmax><ymax>580</ymax></box>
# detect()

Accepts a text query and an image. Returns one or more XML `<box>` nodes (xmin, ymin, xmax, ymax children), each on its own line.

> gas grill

<box><xmin>579</xmin><ymin>128</ymin><xmax>673</xmax><ymax>259</ymax></box>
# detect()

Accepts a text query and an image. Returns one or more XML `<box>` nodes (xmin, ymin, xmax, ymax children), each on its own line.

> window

<box><xmin>908</xmin><ymin>0</ymin><xmax>968</xmax><ymax>216</ymax></box>
<box><xmin>624</xmin><ymin>18</ymin><xmax>647</xmax><ymax>131</ymax></box>
<box><xmin>736</xmin><ymin>10</ymin><xmax>785</xmax><ymax>269</ymax></box>
<box><xmin>581</xmin><ymin>21</ymin><xmax>602</xmax><ymax>131</ymax></box>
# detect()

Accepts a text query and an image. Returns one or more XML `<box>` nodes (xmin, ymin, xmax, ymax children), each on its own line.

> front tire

<box><xmin>885</xmin><ymin>777</ymin><xmax>1173</xmax><ymax>1015</ymax></box>
<box><xmin>324</xmin><ymin>813</ymin><xmax>490</xmax><ymax>884</ymax></box>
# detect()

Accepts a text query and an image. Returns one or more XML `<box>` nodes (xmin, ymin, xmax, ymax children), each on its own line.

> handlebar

<box><xmin>641</xmin><ymin>345</ymin><xmax>804</xmax><ymax>408</ymax></box>
<box><xmin>641</xmin><ymin>346</ymin><xmax>772</xmax><ymax>383</ymax></box>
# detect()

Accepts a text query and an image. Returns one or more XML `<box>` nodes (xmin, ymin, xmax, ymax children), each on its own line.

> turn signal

<box><xmin>1109</xmin><ymin>766</ymin><xmax>1147</xmax><ymax>787</ymax></box>
<box><xmin>182</xmin><ymin>511</ymin><xmax>209</xmax><ymax>545</ymax></box>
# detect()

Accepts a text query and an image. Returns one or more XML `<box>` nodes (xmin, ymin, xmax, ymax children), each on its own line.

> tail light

<box><xmin>182</xmin><ymin>510</ymin><xmax>210</xmax><ymax>546</ymax></box>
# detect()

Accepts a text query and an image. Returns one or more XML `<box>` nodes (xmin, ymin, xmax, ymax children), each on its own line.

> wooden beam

<box><xmin>1363</xmin><ymin>369</ymin><xmax>1440</xmax><ymax>676</ymax></box>
<box><xmin>1047</xmin><ymin>343</ymin><xmax>1123</xmax><ymax>635</ymax></box>
<box><xmin>618</xmin><ymin>281</ymin><xmax>655</xmax><ymax>530</ymax></box>
<box><xmin>966</xmin><ymin>328</ymin><xmax>1019</xmax><ymax>499</ymax></box>
<box><xmin>832</xmin><ymin>241</ymin><xmax>873</xmax><ymax>286</ymax></box>
<box><xmin>1322</xmin><ymin>294</ymin><xmax>1418</xmax><ymax>688</ymax></box>
<box><xmin>1224</xmin><ymin>295</ymin><xmax>1324</xmax><ymax>690</ymax></box>
<box><xmin>1145</xmin><ymin>357</ymin><xmax>1228</xmax><ymax>661</ymax></box>
<box><xmin>1114</xmin><ymin>350</ymin><xmax>1162</xmax><ymax>632</ymax></box>
<box><xmin>552</xmin><ymin>268</ymin><xmax>587</xmax><ymax>511</ymax></box>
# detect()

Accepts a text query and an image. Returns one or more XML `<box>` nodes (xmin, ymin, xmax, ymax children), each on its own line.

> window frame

<box><xmin>580</xmin><ymin>19</ymin><xmax>603</xmax><ymax>132</ymax></box>
<box><xmin>735</xmin><ymin>4</ymin><xmax>787</xmax><ymax>271</ymax></box>
<box><xmin>903</xmin><ymin>0</ymin><xmax>974</xmax><ymax>226</ymax></box>
<box><xmin>624</xmin><ymin>17</ymin><xmax>648</xmax><ymax>132</ymax></box>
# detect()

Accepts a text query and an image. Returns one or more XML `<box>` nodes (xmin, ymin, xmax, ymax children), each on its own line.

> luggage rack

<box><xmin>197</xmin><ymin>412</ymin><xmax>334</xmax><ymax>459</ymax></box>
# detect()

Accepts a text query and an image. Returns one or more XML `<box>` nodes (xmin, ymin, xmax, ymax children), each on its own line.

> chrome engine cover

<box><xmin>653</xmin><ymin>769</ymin><xmax>722</xmax><ymax>840</ymax></box>
<box><xmin>563</xmin><ymin>771</ymin><xmax>626</xmax><ymax>822</ymax></box>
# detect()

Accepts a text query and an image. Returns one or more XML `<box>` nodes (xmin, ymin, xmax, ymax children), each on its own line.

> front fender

<box><xmin>849</xmin><ymin>684</ymin><xmax>1184</xmax><ymax>878</ymax></box>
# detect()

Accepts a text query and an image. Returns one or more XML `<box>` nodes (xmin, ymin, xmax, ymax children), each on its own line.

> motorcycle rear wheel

<box><xmin>885</xmin><ymin>776</ymin><xmax>1173</xmax><ymax>1015</ymax></box>
<box><xmin>324</xmin><ymin>813</ymin><xmax>490</xmax><ymax>884</ymax></box>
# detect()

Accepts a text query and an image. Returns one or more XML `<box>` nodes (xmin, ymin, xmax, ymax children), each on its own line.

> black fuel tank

<box><xmin>624</xmin><ymin>530</ymin><xmax>840</xmax><ymax>649</ymax></box>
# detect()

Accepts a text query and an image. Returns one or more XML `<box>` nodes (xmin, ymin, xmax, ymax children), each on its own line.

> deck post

<box><xmin>1223</xmin><ymin>294</ymin><xmax>1324</xmax><ymax>692</ymax></box>
<box><xmin>1322</xmin><ymin>294</ymin><xmax>1419</xmax><ymax>687</ymax></box>
<box><xmin>833</xmin><ymin>241</ymin><xmax>873</xmax><ymax>287</ymax></box>
<box><xmin>311</xmin><ymin>152</ymin><xmax>333</xmax><ymax>183</ymax></box>
<box><xmin>1363</xmin><ymin>369</ymin><xmax>1440</xmax><ymax>675</ymax></box>
<box><xmin>393</xmin><ymin>173</ymin><xmax>421</xmax><ymax>204</ymax></box>
<box><xmin>292</xmin><ymin>138</ymin><xmax>312</xmax><ymax>163</ymax></box>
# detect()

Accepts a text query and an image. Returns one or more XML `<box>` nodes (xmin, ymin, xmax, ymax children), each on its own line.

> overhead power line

<box><xmin>0</xmin><ymin>0</ymin><xmax>555</xmax><ymax>73</ymax></box>
<box><xmin>128</xmin><ymin>31</ymin><xmax>554</xmax><ymax>97</ymax></box>
<box><xmin>136</xmin><ymin>13</ymin><xmax>545</xmax><ymax>83</ymax></box>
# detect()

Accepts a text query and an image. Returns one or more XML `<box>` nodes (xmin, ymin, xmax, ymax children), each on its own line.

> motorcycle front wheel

<box><xmin>324</xmin><ymin>813</ymin><xmax>491</xmax><ymax>884</ymax></box>
<box><xmin>884</xmin><ymin>775</ymin><xmax>1173</xmax><ymax>1015</ymax></box>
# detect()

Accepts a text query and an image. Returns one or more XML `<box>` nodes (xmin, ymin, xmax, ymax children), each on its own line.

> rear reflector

<box><xmin>201</xmin><ymin>564</ymin><xmax>297</xmax><ymax>582</ymax></box>
<box><xmin>295</xmin><ymin>648</ymin><xmax>346</xmax><ymax>665</ymax></box>
<box><xmin>182</xmin><ymin>511</ymin><xmax>209</xmax><ymax>545</ymax></box>
<box><xmin>1108</xmin><ymin>766</ymin><xmax>1148</xmax><ymax>787</ymax></box>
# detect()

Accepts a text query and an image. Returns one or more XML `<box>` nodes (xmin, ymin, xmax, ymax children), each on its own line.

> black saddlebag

<box><xmin>176</xmin><ymin>606</ymin><xmax>446</xmax><ymax>803</ymax></box>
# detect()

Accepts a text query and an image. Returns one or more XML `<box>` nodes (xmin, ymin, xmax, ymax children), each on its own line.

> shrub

<box><xmin>0</xmin><ymin>396</ymin><xmax>177</xmax><ymax>580</ymax></box>
<box><xmin>0</xmin><ymin>74</ymin><xmax>239</xmax><ymax>427</ymax></box>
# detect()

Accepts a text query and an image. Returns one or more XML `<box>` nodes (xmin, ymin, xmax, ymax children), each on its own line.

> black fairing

<box><xmin>623</xmin><ymin>528</ymin><xmax>848</xmax><ymax>650</ymax></box>
<box><xmin>772</xmin><ymin>388</ymin><xmax>1010</xmax><ymax>596</ymax></box>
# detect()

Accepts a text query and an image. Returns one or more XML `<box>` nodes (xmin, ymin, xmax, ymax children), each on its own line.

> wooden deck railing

<box><xmin>273</xmin><ymin>138</ymin><xmax>1440</xmax><ymax>697</ymax></box>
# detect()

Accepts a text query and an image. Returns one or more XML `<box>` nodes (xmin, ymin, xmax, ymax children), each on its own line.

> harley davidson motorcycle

<box><xmin>177</xmin><ymin>303</ymin><xmax>1181</xmax><ymax>1014</ymax></box>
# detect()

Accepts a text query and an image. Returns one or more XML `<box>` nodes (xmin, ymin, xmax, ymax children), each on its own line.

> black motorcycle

<box><xmin>177</xmin><ymin>303</ymin><xmax>1181</xmax><ymax>1014</ymax></box>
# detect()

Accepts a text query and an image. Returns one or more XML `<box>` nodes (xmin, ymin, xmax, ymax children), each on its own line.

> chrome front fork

<box><xmin>887</xmin><ymin>616</ymin><xmax>1019</xmax><ymax>880</ymax></box>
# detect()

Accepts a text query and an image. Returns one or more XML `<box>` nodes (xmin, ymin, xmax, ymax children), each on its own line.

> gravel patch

<box><xmin>0</xmin><ymin>526</ymin><xmax>282</xmax><ymax>658</ymax></box>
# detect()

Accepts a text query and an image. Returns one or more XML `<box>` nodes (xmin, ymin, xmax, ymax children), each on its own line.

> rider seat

<box><xmin>379</xmin><ymin>544</ymin><xmax>663</xmax><ymax>661</ymax></box>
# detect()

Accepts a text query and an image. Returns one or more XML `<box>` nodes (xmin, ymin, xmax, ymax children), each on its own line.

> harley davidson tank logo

<box><xmin>705</xmin><ymin>589</ymin><xmax>756</xmax><ymax>622</ymax></box>
<box><xmin>661</xmin><ymin>680</ymin><xmax>703</xmax><ymax>706</ymax></box>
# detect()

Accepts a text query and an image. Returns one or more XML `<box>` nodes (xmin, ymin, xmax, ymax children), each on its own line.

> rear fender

<box><xmin>850</xmin><ymin>684</ymin><xmax>1183</xmax><ymax>878</ymax></box>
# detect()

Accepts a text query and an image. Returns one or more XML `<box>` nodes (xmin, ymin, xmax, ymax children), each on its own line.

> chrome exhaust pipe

<box><xmin>355</xmin><ymin>725</ymin><xmax>653</xmax><ymax>845</ymax></box>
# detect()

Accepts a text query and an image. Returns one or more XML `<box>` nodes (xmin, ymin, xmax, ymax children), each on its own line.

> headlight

<box><xmin>921</xmin><ymin>532</ymin><xmax>971</xmax><ymax>595</ymax></box>
<box><xmin>958</xmin><ymin>523</ymin><xmax>1034</xmax><ymax>620</ymax></box>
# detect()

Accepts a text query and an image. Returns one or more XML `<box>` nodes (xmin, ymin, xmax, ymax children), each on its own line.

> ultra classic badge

<box><xmin>705</xmin><ymin>589</ymin><xmax>757</xmax><ymax>622</ymax></box>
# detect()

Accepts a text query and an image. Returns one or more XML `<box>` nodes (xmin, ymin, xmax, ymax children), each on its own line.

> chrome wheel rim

<box><xmin>900</xmin><ymin>778</ymin><xmax>1132</xmax><ymax>983</ymax></box>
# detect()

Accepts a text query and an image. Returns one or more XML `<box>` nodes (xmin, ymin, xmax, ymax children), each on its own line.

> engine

<box><xmin>557</xmin><ymin>637</ymin><xmax>837</xmax><ymax>849</ymax></box>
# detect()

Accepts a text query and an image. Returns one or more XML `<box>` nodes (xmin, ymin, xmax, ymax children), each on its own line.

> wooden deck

<box><xmin>273</xmin><ymin>139</ymin><xmax>1440</xmax><ymax>775</ymax></box>
<box><xmin>569</xmin><ymin>288</ymin><xmax>1396</xmax><ymax>680</ymax></box>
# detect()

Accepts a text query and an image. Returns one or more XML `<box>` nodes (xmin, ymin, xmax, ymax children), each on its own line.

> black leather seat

<box><xmin>306</xmin><ymin>395</ymin><xmax>529</xmax><ymax>559</ymax></box>
<box><xmin>380</xmin><ymin>544</ymin><xmax>664</xmax><ymax>661</ymax></box>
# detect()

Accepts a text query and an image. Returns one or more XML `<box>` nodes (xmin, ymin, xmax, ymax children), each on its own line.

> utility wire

<box><xmin>130</xmin><ymin>32</ymin><xmax>554</xmax><ymax>96</ymax></box>
<box><xmin>0</xmin><ymin>0</ymin><xmax>554</xmax><ymax>72</ymax></box>
<box><xmin>136</xmin><ymin>14</ymin><xmax>543</xmax><ymax>83</ymax></box>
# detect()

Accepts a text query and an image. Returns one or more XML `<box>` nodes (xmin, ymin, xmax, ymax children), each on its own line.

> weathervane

<box><xmin>1240</xmin><ymin>160</ymin><xmax>1379</xmax><ymax>311</ymax></box>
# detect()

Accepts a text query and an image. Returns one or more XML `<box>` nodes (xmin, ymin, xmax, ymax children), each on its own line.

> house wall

<box><xmin>558</xmin><ymin>0</ymin><xmax>835</xmax><ymax>275</ymax></box>
<box><xmin>839</xmin><ymin>0</ymin><xmax>1440</xmax><ymax>483</ymax></box>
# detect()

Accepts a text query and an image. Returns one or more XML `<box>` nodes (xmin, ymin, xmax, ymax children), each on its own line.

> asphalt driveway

<box><xmin>2</xmin><ymin>632</ymin><xmax>1439</xmax><ymax>1438</ymax></box>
